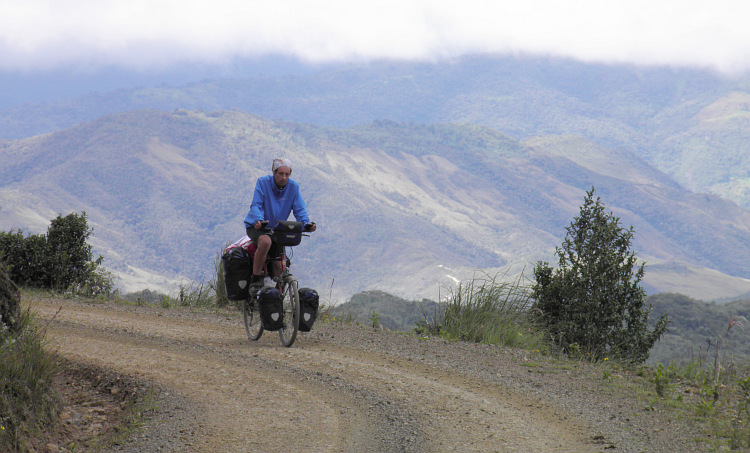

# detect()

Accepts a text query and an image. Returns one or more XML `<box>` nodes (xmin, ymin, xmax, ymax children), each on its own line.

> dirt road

<box><xmin>29</xmin><ymin>296</ymin><xmax>698</xmax><ymax>452</ymax></box>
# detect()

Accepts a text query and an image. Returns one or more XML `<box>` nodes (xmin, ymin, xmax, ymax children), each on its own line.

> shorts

<box><xmin>247</xmin><ymin>227</ymin><xmax>282</xmax><ymax>257</ymax></box>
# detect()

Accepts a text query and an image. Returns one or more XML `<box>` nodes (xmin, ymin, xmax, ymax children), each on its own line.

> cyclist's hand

<box><xmin>304</xmin><ymin>222</ymin><xmax>316</xmax><ymax>232</ymax></box>
<box><xmin>254</xmin><ymin>220</ymin><xmax>269</xmax><ymax>230</ymax></box>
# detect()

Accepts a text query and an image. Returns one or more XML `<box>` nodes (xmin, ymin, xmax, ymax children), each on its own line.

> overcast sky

<box><xmin>2</xmin><ymin>0</ymin><xmax>750</xmax><ymax>75</ymax></box>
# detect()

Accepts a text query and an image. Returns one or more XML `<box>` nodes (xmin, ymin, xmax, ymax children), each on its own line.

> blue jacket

<box><xmin>244</xmin><ymin>174</ymin><xmax>310</xmax><ymax>229</ymax></box>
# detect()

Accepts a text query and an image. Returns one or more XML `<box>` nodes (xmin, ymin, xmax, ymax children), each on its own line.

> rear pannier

<box><xmin>297</xmin><ymin>287</ymin><xmax>319</xmax><ymax>332</ymax></box>
<box><xmin>257</xmin><ymin>287</ymin><xmax>284</xmax><ymax>331</ymax></box>
<box><xmin>222</xmin><ymin>246</ymin><xmax>253</xmax><ymax>301</ymax></box>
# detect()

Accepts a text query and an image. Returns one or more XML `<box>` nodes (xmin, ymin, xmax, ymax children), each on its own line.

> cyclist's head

<box><xmin>272</xmin><ymin>158</ymin><xmax>292</xmax><ymax>173</ymax></box>
<box><xmin>272</xmin><ymin>158</ymin><xmax>292</xmax><ymax>187</ymax></box>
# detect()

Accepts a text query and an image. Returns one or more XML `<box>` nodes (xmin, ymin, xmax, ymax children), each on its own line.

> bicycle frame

<box><xmin>265</xmin><ymin>247</ymin><xmax>289</xmax><ymax>287</ymax></box>
<box><xmin>243</xmin><ymin>237</ymin><xmax>303</xmax><ymax>347</ymax></box>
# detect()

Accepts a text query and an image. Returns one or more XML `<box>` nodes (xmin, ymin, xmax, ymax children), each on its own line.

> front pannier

<box><xmin>273</xmin><ymin>220</ymin><xmax>303</xmax><ymax>246</ymax></box>
<box><xmin>222</xmin><ymin>247</ymin><xmax>253</xmax><ymax>300</ymax></box>
<box><xmin>257</xmin><ymin>287</ymin><xmax>284</xmax><ymax>331</ymax></box>
<box><xmin>298</xmin><ymin>287</ymin><xmax>319</xmax><ymax>332</ymax></box>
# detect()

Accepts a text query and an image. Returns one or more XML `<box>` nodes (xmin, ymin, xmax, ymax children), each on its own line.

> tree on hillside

<box><xmin>0</xmin><ymin>212</ymin><xmax>113</xmax><ymax>295</ymax></box>
<box><xmin>532</xmin><ymin>188</ymin><xmax>669</xmax><ymax>363</ymax></box>
<box><xmin>0</xmin><ymin>231</ymin><xmax>47</xmax><ymax>287</ymax></box>
<box><xmin>46</xmin><ymin>212</ymin><xmax>96</xmax><ymax>290</ymax></box>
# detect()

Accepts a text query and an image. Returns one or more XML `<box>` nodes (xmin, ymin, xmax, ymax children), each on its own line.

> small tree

<box><xmin>46</xmin><ymin>212</ymin><xmax>95</xmax><ymax>290</ymax></box>
<box><xmin>532</xmin><ymin>188</ymin><xmax>668</xmax><ymax>363</ymax></box>
<box><xmin>0</xmin><ymin>212</ymin><xmax>112</xmax><ymax>295</ymax></box>
<box><xmin>0</xmin><ymin>231</ymin><xmax>47</xmax><ymax>287</ymax></box>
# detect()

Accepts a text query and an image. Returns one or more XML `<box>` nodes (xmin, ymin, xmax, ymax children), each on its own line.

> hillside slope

<box><xmin>2</xmin><ymin>55</ymin><xmax>748</xmax><ymax>210</ymax></box>
<box><xmin>3</xmin><ymin>109</ymin><xmax>750</xmax><ymax>301</ymax></box>
<box><xmin>648</xmin><ymin>293</ymin><xmax>750</xmax><ymax>365</ymax></box>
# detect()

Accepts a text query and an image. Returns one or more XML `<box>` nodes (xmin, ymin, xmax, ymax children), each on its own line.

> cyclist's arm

<box><xmin>243</xmin><ymin>180</ymin><xmax>267</xmax><ymax>230</ymax></box>
<box><xmin>290</xmin><ymin>184</ymin><xmax>311</xmax><ymax>225</ymax></box>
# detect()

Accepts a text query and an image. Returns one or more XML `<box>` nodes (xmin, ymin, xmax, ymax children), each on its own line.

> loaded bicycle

<box><xmin>242</xmin><ymin>220</ymin><xmax>315</xmax><ymax>347</ymax></box>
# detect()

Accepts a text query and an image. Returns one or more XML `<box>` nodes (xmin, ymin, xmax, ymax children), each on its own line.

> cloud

<box><xmin>2</xmin><ymin>0</ymin><xmax>750</xmax><ymax>74</ymax></box>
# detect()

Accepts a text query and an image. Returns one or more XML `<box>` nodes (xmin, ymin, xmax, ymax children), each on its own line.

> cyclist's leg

<box><xmin>248</xmin><ymin>229</ymin><xmax>271</xmax><ymax>288</ymax></box>
<box><xmin>271</xmin><ymin>244</ymin><xmax>284</xmax><ymax>278</ymax></box>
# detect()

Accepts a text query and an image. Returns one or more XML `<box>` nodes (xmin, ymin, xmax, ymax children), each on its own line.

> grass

<box><xmin>584</xmin><ymin>316</ymin><xmax>750</xmax><ymax>451</ymax></box>
<box><xmin>173</xmin><ymin>279</ymin><xmax>215</xmax><ymax>308</ymax></box>
<box><xmin>425</xmin><ymin>271</ymin><xmax>547</xmax><ymax>351</ymax></box>
<box><xmin>506</xmin><ymin>351</ymin><xmax>750</xmax><ymax>450</ymax></box>
<box><xmin>643</xmin><ymin>343</ymin><xmax>750</xmax><ymax>450</ymax></box>
<box><xmin>212</xmin><ymin>246</ymin><xmax>231</xmax><ymax>309</ymax></box>
<box><xmin>0</xmin><ymin>308</ymin><xmax>61</xmax><ymax>452</ymax></box>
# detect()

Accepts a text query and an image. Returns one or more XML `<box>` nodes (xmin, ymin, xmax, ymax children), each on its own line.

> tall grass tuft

<box><xmin>1</xmin><ymin>309</ymin><xmax>61</xmax><ymax>451</ymax></box>
<box><xmin>440</xmin><ymin>272</ymin><xmax>546</xmax><ymax>350</ymax></box>
<box><xmin>174</xmin><ymin>279</ymin><xmax>215</xmax><ymax>308</ymax></box>
<box><xmin>212</xmin><ymin>247</ymin><xmax>231</xmax><ymax>308</ymax></box>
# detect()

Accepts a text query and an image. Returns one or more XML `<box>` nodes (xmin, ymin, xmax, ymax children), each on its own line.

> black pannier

<box><xmin>257</xmin><ymin>287</ymin><xmax>284</xmax><ymax>331</ymax></box>
<box><xmin>222</xmin><ymin>247</ymin><xmax>253</xmax><ymax>300</ymax></box>
<box><xmin>298</xmin><ymin>287</ymin><xmax>319</xmax><ymax>332</ymax></box>
<box><xmin>273</xmin><ymin>220</ymin><xmax>303</xmax><ymax>246</ymax></box>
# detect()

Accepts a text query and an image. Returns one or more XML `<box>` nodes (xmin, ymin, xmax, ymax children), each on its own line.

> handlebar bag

<box><xmin>257</xmin><ymin>287</ymin><xmax>284</xmax><ymax>331</ymax></box>
<box><xmin>273</xmin><ymin>220</ymin><xmax>303</xmax><ymax>246</ymax></box>
<box><xmin>298</xmin><ymin>287</ymin><xmax>320</xmax><ymax>332</ymax></box>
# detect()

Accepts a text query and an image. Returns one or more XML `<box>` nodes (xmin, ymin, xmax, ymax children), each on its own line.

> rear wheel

<box><xmin>279</xmin><ymin>280</ymin><xmax>300</xmax><ymax>347</ymax></box>
<box><xmin>243</xmin><ymin>297</ymin><xmax>263</xmax><ymax>341</ymax></box>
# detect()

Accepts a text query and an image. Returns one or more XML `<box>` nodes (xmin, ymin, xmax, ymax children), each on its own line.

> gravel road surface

<box><xmin>29</xmin><ymin>296</ymin><xmax>703</xmax><ymax>452</ymax></box>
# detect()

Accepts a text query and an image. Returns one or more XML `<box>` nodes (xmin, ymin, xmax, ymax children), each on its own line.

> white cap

<box><xmin>272</xmin><ymin>158</ymin><xmax>292</xmax><ymax>171</ymax></box>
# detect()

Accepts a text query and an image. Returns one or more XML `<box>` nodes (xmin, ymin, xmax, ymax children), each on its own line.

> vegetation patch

<box><xmin>0</xmin><ymin>212</ymin><xmax>114</xmax><ymax>296</ymax></box>
<box><xmin>435</xmin><ymin>271</ymin><xmax>546</xmax><ymax>350</ymax></box>
<box><xmin>1</xmin><ymin>308</ymin><xmax>61</xmax><ymax>452</ymax></box>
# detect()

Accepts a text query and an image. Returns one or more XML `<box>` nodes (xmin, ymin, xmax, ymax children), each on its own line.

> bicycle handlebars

<box><xmin>257</xmin><ymin>220</ymin><xmax>316</xmax><ymax>232</ymax></box>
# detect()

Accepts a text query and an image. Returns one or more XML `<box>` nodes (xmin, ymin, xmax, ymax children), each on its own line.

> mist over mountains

<box><xmin>2</xmin><ymin>55</ymin><xmax>750</xmax><ymax>302</ymax></box>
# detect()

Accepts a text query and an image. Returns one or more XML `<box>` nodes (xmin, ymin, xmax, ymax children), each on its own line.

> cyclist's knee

<box><xmin>257</xmin><ymin>234</ymin><xmax>272</xmax><ymax>249</ymax></box>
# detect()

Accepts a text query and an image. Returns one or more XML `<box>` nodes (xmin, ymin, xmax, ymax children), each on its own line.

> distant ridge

<box><xmin>1</xmin><ymin>55</ymin><xmax>747</xmax><ymax>211</ymax></box>
<box><xmin>3</xmin><ymin>108</ymin><xmax>750</xmax><ymax>301</ymax></box>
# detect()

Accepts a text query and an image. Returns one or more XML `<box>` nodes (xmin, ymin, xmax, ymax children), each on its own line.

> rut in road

<box><xmin>31</xmin><ymin>297</ymin><xmax>603</xmax><ymax>452</ymax></box>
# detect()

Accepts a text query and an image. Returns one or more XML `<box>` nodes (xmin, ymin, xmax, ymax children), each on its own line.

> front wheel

<box><xmin>243</xmin><ymin>297</ymin><xmax>263</xmax><ymax>341</ymax></box>
<box><xmin>279</xmin><ymin>280</ymin><xmax>300</xmax><ymax>347</ymax></box>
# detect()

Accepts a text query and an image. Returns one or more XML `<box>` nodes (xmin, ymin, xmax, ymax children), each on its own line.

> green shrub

<box><xmin>532</xmin><ymin>188</ymin><xmax>669</xmax><ymax>363</ymax></box>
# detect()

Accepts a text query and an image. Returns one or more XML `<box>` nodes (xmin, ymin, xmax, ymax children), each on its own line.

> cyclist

<box><xmin>244</xmin><ymin>157</ymin><xmax>316</xmax><ymax>291</ymax></box>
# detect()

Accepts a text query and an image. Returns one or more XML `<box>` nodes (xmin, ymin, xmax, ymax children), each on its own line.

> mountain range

<box><xmin>2</xmin><ymin>55</ymin><xmax>750</xmax><ymax>302</ymax></box>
